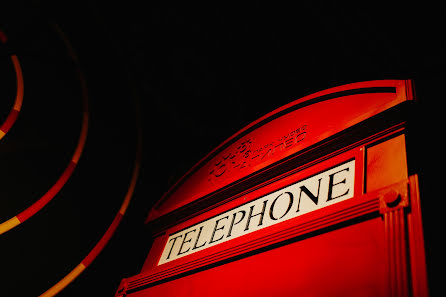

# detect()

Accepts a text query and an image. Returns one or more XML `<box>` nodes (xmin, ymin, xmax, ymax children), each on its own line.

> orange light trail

<box><xmin>0</xmin><ymin>30</ymin><xmax>24</xmax><ymax>141</ymax></box>
<box><xmin>0</xmin><ymin>27</ymin><xmax>89</xmax><ymax>235</ymax></box>
<box><xmin>1</xmin><ymin>24</ymin><xmax>143</xmax><ymax>297</ymax></box>
<box><xmin>37</xmin><ymin>23</ymin><xmax>143</xmax><ymax>296</ymax></box>
<box><xmin>40</xmin><ymin>130</ymin><xmax>142</xmax><ymax>297</ymax></box>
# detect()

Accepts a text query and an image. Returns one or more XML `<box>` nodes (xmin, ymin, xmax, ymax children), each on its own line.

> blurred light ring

<box><xmin>1</xmin><ymin>22</ymin><xmax>142</xmax><ymax>297</ymax></box>
<box><xmin>40</xmin><ymin>127</ymin><xmax>142</xmax><ymax>297</ymax></box>
<box><xmin>0</xmin><ymin>29</ymin><xmax>24</xmax><ymax>141</ymax></box>
<box><xmin>39</xmin><ymin>23</ymin><xmax>143</xmax><ymax>296</ymax></box>
<box><xmin>0</xmin><ymin>25</ymin><xmax>89</xmax><ymax>235</ymax></box>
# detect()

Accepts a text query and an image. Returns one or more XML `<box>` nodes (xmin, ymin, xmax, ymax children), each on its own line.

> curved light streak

<box><xmin>35</xmin><ymin>23</ymin><xmax>143</xmax><ymax>296</ymax></box>
<box><xmin>40</xmin><ymin>124</ymin><xmax>142</xmax><ymax>297</ymax></box>
<box><xmin>0</xmin><ymin>30</ymin><xmax>24</xmax><ymax>140</ymax></box>
<box><xmin>0</xmin><ymin>25</ymin><xmax>89</xmax><ymax>235</ymax></box>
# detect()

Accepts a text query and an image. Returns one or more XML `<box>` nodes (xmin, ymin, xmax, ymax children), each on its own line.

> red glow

<box><xmin>117</xmin><ymin>80</ymin><xmax>427</xmax><ymax>297</ymax></box>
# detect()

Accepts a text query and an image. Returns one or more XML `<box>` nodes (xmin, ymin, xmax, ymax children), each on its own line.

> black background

<box><xmin>1</xmin><ymin>1</ymin><xmax>445</xmax><ymax>296</ymax></box>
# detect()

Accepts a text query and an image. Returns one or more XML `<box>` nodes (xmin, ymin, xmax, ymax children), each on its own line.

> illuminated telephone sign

<box><xmin>116</xmin><ymin>80</ymin><xmax>428</xmax><ymax>297</ymax></box>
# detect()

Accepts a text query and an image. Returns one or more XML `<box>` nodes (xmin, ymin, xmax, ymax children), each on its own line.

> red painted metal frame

<box><xmin>118</xmin><ymin>134</ymin><xmax>427</xmax><ymax>297</ymax></box>
<box><xmin>146</xmin><ymin>80</ymin><xmax>414</xmax><ymax>224</ymax></box>
<box><xmin>142</xmin><ymin>145</ymin><xmax>365</xmax><ymax>274</ymax></box>
<box><xmin>124</xmin><ymin>179</ymin><xmax>425</xmax><ymax>297</ymax></box>
<box><xmin>120</xmin><ymin>160</ymin><xmax>426</xmax><ymax>297</ymax></box>
<box><xmin>116</xmin><ymin>80</ymin><xmax>428</xmax><ymax>297</ymax></box>
<box><xmin>406</xmin><ymin>175</ymin><xmax>429</xmax><ymax>297</ymax></box>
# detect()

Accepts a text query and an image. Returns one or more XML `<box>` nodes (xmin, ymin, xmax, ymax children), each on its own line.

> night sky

<box><xmin>1</xmin><ymin>2</ymin><xmax>445</xmax><ymax>296</ymax></box>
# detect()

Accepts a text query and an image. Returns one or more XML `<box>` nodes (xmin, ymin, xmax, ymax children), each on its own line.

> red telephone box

<box><xmin>116</xmin><ymin>80</ymin><xmax>428</xmax><ymax>297</ymax></box>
